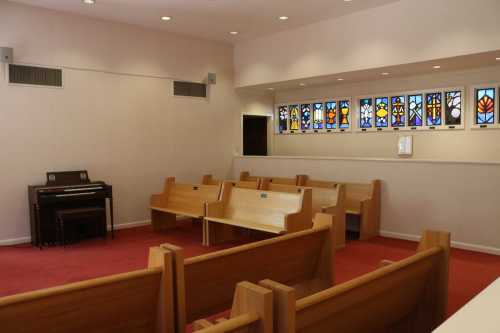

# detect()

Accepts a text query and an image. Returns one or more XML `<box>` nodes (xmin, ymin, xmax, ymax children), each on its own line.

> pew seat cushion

<box><xmin>206</xmin><ymin>217</ymin><xmax>285</xmax><ymax>234</ymax></box>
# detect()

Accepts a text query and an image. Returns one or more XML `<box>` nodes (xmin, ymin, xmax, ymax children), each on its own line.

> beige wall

<box><xmin>0</xmin><ymin>2</ymin><xmax>239</xmax><ymax>243</ymax></box>
<box><xmin>242</xmin><ymin>65</ymin><xmax>500</xmax><ymax>161</ymax></box>
<box><xmin>234</xmin><ymin>0</ymin><xmax>500</xmax><ymax>87</ymax></box>
<box><xmin>233</xmin><ymin>156</ymin><xmax>500</xmax><ymax>254</ymax></box>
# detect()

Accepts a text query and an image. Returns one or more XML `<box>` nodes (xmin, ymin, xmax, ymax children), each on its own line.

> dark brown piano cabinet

<box><xmin>28</xmin><ymin>170</ymin><xmax>114</xmax><ymax>248</ymax></box>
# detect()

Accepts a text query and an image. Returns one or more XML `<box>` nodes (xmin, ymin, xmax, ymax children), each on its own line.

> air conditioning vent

<box><xmin>173</xmin><ymin>81</ymin><xmax>207</xmax><ymax>98</ymax></box>
<box><xmin>9</xmin><ymin>64</ymin><xmax>62</xmax><ymax>87</ymax></box>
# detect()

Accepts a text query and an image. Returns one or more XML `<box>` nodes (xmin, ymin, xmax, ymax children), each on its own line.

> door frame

<box><xmin>240</xmin><ymin>113</ymin><xmax>273</xmax><ymax>156</ymax></box>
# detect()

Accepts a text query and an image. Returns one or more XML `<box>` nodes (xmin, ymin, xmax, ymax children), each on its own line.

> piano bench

<box><xmin>56</xmin><ymin>207</ymin><xmax>106</xmax><ymax>246</ymax></box>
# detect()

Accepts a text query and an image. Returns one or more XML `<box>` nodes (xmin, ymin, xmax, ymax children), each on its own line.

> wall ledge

<box><xmin>234</xmin><ymin>155</ymin><xmax>500</xmax><ymax>166</ymax></box>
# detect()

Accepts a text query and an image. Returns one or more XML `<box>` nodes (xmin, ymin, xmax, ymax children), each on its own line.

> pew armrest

<box><xmin>285</xmin><ymin>212</ymin><xmax>313</xmax><ymax>233</ymax></box>
<box><xmin>150</xmin><ymin>193</ymin><xmax>164</xmax><ymax>207</ymax></box>
<box><xmin>205</xmin><ymin>201</ymin><xmax>225</xmax><ymax>219</ymax></box>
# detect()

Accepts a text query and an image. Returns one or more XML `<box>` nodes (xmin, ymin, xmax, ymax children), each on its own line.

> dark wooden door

<box><xmin>243</xmin><ymin>115</ymin><xmax>268</xmax><ymax>156</ymax></box>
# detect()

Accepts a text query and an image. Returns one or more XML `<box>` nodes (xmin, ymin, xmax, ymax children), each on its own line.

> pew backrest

<box><xmin>151</xmin><ymin>177</ymin><xmax>221</xmax><ymax>217</ymax></box>
<box><xmin>240</xmin><ymin>171</ymin><xmax>304</xmax><ymax>186</ymax></box>
<box><xmin>0</xmin><ymin>247</ymin><xmax>175</xmax><ymax>333</ymax></box>
<box><xmin>163</xmin><ymin>219</ymin><xmax>334</xmax><ymax>331</ymax></box>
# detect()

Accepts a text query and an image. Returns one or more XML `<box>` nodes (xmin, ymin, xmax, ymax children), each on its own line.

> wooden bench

<box><xmin>260</xmin><ymin>179</ymin><xmax>346</xmax><ymax>249</ymax></box>
<box><xmin>0</xmin><ymin>247</ymin><xmax>176</xmax><ymax>333</ymax></box>
<box><xmin>259</xmin><ymin>230</ymin><xmax>450</xmax><ymax>333</ymax></box>
<box><xmin>203</xmin><ymin>182</ymin><xmax>312</xmax><ymax>246</ymax></box>
<box><xmin>161</xmin><ymin>217</ymin><xmax>335</xmax><ymax>332</ymax></box>
<box><xmin>202</xmin><ymin>174</ymin><xmax>260</xmax><ymax>190</ymax></box>
<box><xmin>150</xmin><ymin>177</ymin><xmax>221</xmax><ymax>232</ymax></box>
<box><xmin>192</xmin><ymin>282</ymin><xmax>273</xmax><ymax>333</ymax></box>
<box><xmin>240</xmin><ymin>171</ymin><xmax>304</xmax><ymax>186</ymax></box>
<box><xmin>344</xmin><ymin>180</ymin><xmax>381</xmax><ymax>240</ymax></box>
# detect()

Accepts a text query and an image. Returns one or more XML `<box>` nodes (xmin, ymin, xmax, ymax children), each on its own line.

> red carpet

<box><xmin>1</xmin><ymin>224</ymin><xmax>500</xmax><ymax>318</ymax></box>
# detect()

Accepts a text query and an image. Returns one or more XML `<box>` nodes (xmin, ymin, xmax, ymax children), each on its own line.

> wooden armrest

<box><xmin>205</xmin><ymin>201</ymin><xmax>225</xmax><ymax>218</ymax></box>
<box><xmin>193</xmin><ymin>319</ymin><xmax>213</xmax><ymax>331</ymax></box>
<box><xmin>379</xmin><ymin>260</ymin><xmax>394</xmax><ymax>268</ymax></box>
<box><xmin>321</xmin><ymin>204</ymin><xmax>338</xmax><ymax>215</ymax></box>
<box><xmin>150</xmin><ymin>193</ymin><xmax>164</xmax><ymax>207</ymax></box>
<box><xmin>285</xmin><ymin>212</ymin><xmax>312</xmax><ymax>233</ymax></box>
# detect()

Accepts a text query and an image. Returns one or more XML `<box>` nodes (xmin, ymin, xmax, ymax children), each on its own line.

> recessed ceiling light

<box><xmin>337</xmin><ymin>78</ymin><xmax>344</xmax><ymax>81</ymax></box>
<box><xmin>344</xmin><ymin>0</ymin><xmax>353</xmax><ymax>2</ymax></box>
<box><xmin>161</xmin><ymin>16</ymin><xmax>172</xmax><ymax>21</ymax></box>
<box><xmin>381</xmin><ymin>72</ymin><xmax>390</xmax><ymax>76</ymax></box>
<box><xmin>299</xmin><ymin>83</ymin><xmax>306</xmax><ymax>87</ymax></box>
<box><xmin>229</xmin><ymin>31</ymin><xmax>239</xmax><ymax>35</ymax></box>
<box><xmin>496</xmin><ymin>57</ymin><xmax>500</xmax><ymax>61</ymax></box>
<box><xmin>433</xmin><ymin>65</ymin><xmax>441</xmax><ymax>69</ymax></box>
<box><xmin>82</xmin><ymin>0</ymin><xmax>96</xmax><ymax>4</ymax></box>
<box><xmin>279</xmin><ymin>16</ymin><xmax>289</xmax><ymax>21</ymax></box>
<box><xmin>268</xmin><ymin>87</ymin><xmax>275</xmax><ymax>91</ymax></box>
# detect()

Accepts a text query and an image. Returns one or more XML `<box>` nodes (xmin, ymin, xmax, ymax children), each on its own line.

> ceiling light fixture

<box><xmin>82</xmin><ymin>0</ymin><xmax>96</xmax><ymax>4</ymax></box>
<box><xmin>268</xmin><ymin>87</ymin><xmax>275</xmax><ymax>91</ymax></box>
<box><xmin>299</xmin><ymin>83</ymin><xmax>306</xmax><ymax>87</ymax></box>
<box><xmin>433</xmin><ymin>65</ymin><xmax>441</xmax><ymax>69</ymax></box>
<box><xmin>337</xmin><ymin>78</ymin><xmax>344</xmax><ymax>81</ymax></box>
<box><xmin>161</xmin><ymin>16</ymin><xmax>172</xmax><ymax>21</ymax></box>
<box><xmin>279</xmin><ymin>16</ymin><xmax>289</xmax><ymax>21</ymax></box>
<box><xmin>229</xmin><ymin>31</ymin><xmax>239</xmax><ymax>35</ymax></box>
<box><xmin>496</xmin><ymin>57</ymin><xmax>500</xmax><ymax>61</ymax></box>
<box><xmin>381</xmin><ymin>72</ymin><xmax>390</xmax><ymax>76</ymax></box>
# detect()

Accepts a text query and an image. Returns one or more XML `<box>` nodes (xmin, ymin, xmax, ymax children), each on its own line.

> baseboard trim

<box><xmin>0</xmin><ymin>220</ymin><xmax>152</xmax><ymax>246</ymax></box>
<box><xmin>380</xmin><ymin>230</ymin><xmax>500</xmax><ymax>256</ymax></box>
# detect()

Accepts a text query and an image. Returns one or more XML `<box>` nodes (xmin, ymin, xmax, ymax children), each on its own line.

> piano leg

<box><xmin>35</xmin><ymin>205</ymin><xmax>42</xmax><ymax>250</ymax></box>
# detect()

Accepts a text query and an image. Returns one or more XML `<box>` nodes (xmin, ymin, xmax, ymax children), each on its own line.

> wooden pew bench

<box><xmin>240</xmin><ymin>171</ymin><xmax>304</xmax><ymax>186</ymax></box>
<box><xmin>202</xmin><ymin>174</ymin><xmax>260</xmax><ymax>190</ymax></box>
<box><xmin>260</xmin><ymin>179</ymin><xmax>346</xmax><ymax>248</ymax></box>
<box><xmin>0</xmin><ymin>247</ymin><xmax>176</xmax><ymax>333</ymax></box>
<box><xmin>203</xmin><ymin>182</ymin><xmax>312</xmax><ymax>246</ymax></box>
<box><xmin>161</xmin><ymin>218</ymin><xmax>335</xmax><ymax>332</ymax></box>
<box><xmin>344</xmin><ymin>180</ymin><xmax>381</xmax><ymax>240</ymax></box>
<box><xmin>150</xmin><ymin>177</ymin><xmax>221</xmax><ymax>232</ymax></box>
<box><xmin>259</xmin><ymin>230</ymin><xmax>450</xmax><ymax>333</ymax></box>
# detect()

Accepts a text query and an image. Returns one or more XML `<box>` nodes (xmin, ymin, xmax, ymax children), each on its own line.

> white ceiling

<box><xmin>8</xmin><ymin>0</ymin><xmax>400</xmax><ymax>43</ymax></box>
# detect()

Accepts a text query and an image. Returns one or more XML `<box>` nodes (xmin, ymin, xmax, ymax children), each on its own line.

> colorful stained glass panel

<box><xmin>476</xmin><ymin>88</ymin><xmax>495</xmax><ymax>125</ymax></box>
<box><xmin>301</xmin><ymin>104</ymin><xmax>311</xmax><ymax>130</ymax></box>
<box><xmin>359</xmin><ymin>98</ymin><xmax>373</xmax><ymax>129</ymax></box>
<box><xmin>325</xmin><ymin>101</ymin><xmax>337</xmax><ymax>130</ymax></box>
<box><xmin>426</xmin><ymin>93</ymin><xmax>442</xmax><ymax>126</ymax></box>
<box><xmin>444</xmin><ymin>91</ymin><xmax>462</xmax><ymax>126</ymax></box>
<box><xmin>391</xmin><ymin>96</ymin><xmax>406</xmax><ymax>127</ymax></box>
<box><xmin>375</xmin><ymin>97</ymin><xmax>389</xmax><ymax>128</ymax></box>
<box><xmin>289</xmin><ymin>105</ymin><xmax>300</xmax><ymax>131</ymax></box>
<box><xmin>408</xmin><ymin>94</ymin><xmax>423</xmax><ymax>127</ymax></box>
<box><xmin>339</xmin><ymin>100</ymin><xmax>350</xmax><ymax>129</ymax></box>
<box><xmin>313</xmin><ymin>103</ymin><xmax>324</xmax><ymax>130</ymax></box>
<box><xmin>278</xmin><ymin>105</ymin><xmax>288</xmax><ymax>132</ymax></box>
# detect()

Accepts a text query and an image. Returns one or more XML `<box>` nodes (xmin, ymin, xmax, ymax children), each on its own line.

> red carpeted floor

<box><xmin>1</xmin><ymin>224</ymin><xmax>500</xmax><ymax>318</ymax></box>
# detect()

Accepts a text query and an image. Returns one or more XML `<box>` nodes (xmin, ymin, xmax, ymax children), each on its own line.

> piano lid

<box><xmin>46</xmin><ymin>170</ymin><xmax>90</xmax><ymax>186</ymax></box>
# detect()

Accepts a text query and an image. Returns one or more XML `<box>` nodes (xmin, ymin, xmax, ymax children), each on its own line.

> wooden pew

<box><xmin>259</xmin><ymin>179</ymin><xmax>346</xmax><ymax>249</ymax></box>
<box><xmin>204</xmin><ymin>182</ymin><xmax>312</xmax><ymax>246</ymax></box>
<box><xmin>192</xmin><ymin>282</ymin><xmax>273</xmax><ymax>333</ymax></box>
<box><xmin>162</xmin><ymin>217</ymin><xmax>335</xmax><ymax>332</ymax></box>
<box><xmin>0</xmin><ymin>247</ymin><xmax>176</xmax><ymax>333</ymax></box>
<box><xmin>202</xmin><ymin>174</ymin><xmax>260</xmax><ymax>190</ymax></box>
<box><xmin>344</xmin><ymin>180</ymin><xmax>381</xmax><ymax>240</ymax></box>
<box><xmin>240</xmin><ymin>171</ymin><xmax>303</xmax><ymax>186</ymax></box>
<box><xmin>150</xmin><ymin>177</ymin><xmax>221</xmax><ymax>232</ymax></box>
<box><xmin>260</xmin><ymin>230</ymin><xmax>450</xmax><ymax>333</ymax></box>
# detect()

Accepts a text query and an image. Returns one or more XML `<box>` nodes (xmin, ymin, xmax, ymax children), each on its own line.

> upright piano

<box><xmin>28</xmin><ymin>170</ymin><xmax>113</xmax><ymax>247</ymax></box>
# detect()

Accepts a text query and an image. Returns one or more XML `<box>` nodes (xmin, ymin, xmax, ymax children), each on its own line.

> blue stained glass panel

<box><xmin>278</xmin><ymin>105</ymin><xmax>288</xmax><ymax>132</ymax></box>
<box><xmin>375</xmin><ymin>97</ymin><xmax>389</xmax><ymax>128</ymax></box>
<box><xmin>325</xmin><ymin>101</ymin><xmax>337</xmax><ymax>129</ymax></box>
<box><xmin>339</xmin><ymin>100</ymin><xmax>350</xmax><ymax>129</ymax></box>
<box><xmin>301</xmin><ymin>104</ymin><xmax>311</xmax><ymax>130</ymax></box>
<box><xmin>359</xmin><ymin>98</ymin><xmax>373</xmax><ymax>129</ymax></box>
<box><xmin>313</xmin><ymin>103</ymin><xmax>324</xmax><ymax>129</ymax></box>
<box><xmin>426</xmin><ymin>93</ymin><xmax>442</xmax><ymax>126</ymax></box>
<box><xmin>408</xmin><ymin>95</ymin><xmax>423</xmax><ymax>127</ymax></box>
<box><xmin>476</xmin><ymin>88</ymin><xmax>495</xmax><ymax>125</ymax></box>
<box><xmin>391</xmin><ymin>96</ymin><xmax>406</xmax><ymax>127</ymax></box>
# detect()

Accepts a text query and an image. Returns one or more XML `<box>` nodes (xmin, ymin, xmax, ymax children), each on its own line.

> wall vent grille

<box><xmin>9</xmin><ymin>64</ymin><xmax>62</xmax><ymax>87</ymax></box>
<box><xmin>173</xmin><ymin>81</ymin><xmax>207</xmax><ymax>98</ymax></box>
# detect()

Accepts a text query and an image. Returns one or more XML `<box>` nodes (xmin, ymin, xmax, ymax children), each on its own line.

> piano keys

<box><xmin>28</xmin><ymin>170</ymin><xmax>114</xmax><ymax>248</ymax></box>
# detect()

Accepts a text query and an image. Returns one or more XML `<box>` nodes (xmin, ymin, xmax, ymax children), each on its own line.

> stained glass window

<box><xmin>475</xmin><ymin>88</ymin><xmax>495</xmax><ymax>125</ymax></box>
<box><xmin>444</xmin><ymin>91</ymin><xmax>462</xmax><ymax>126</ymax></box>
<box><xmin>339</xmin><ymin>100</ymin><xmax>350</xmax><ymax>129</ymax></box>
<box><xmin>408</xmin><ymin>94</ymin><xmax>423</xmax><ymax>127</ymax></box>
<box><xmin>325</xmin><ymin>101</ymin><xmax>337</xmax><ymax>130</ymax></box>
<box><xmin>359</xmin><ymin>98</ymin><xmax>373</xmax><ymax>129</ymax></box>
<box><xmin>313</xmin><ymin>103</ymin><xmax>324</xmax><ymax>130</ymax></box>
<box><xmin>278</xmin><ymin>105</ymin><xmax>288</xmax><ymax>132</ymax></box>
<box><xmin>289</xmin><ymin>105</ymin><xmax>300</xmax><ymax>131</ymax></box>
<box><xmin>426</xmin><ymin>93</ymin><xmax>442</xmax><ymax>126</ymax></box>
<box><xmin>301</xmin><ymin>104</ymin><xmax>311</xmax><ymax>130</ymax></box>
<box><xmin>391</xmin><ymin>96</ymin><xmax>406</xmax><ymax>127</ymax></box>
<box><xmin>375</xmin><ymin>97</ymin><xmax>389</xmax><ymax>128</ymax></box>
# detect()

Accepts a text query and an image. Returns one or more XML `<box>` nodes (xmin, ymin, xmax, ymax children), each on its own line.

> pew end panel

<box><xmin>345</xmin><ymin>179</ymin><xmax>381</xmax><ymax>240</ymax></box>
<box><xmin>192</xmin><ymin>282</ymin><xmax>273</xmax><ymax>333</ymax></box>
<box><xmin>0</xmin><ymin>247</ymin><xmax>176</xmax><ymax>333</ymax></box>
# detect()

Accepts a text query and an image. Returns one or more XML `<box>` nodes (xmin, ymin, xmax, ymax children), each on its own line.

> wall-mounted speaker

<box><xmin>207</xmin><ymin>72</ymin><xmax>216</xmax><ymax>85</ymax></box>
<box><xmin>0</xmin><ymin>47</ymin><xmax>13</xmax><ymax>63</ymax></box>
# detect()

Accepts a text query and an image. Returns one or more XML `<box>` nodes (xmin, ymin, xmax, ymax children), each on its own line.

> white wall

<box><xmin>0</xmin><ymin>2</ymin><xmax>239</xmax><ymax>243</ymax></box>
<box><xmin>234</xmin><ymin>0</ymin><xmax>500</xmax><ymax>87</ymax></box>
<box><xmin>233</xmin><ymin>156</ymin><xmax>500</xmax><ymax>254</ymax></box>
